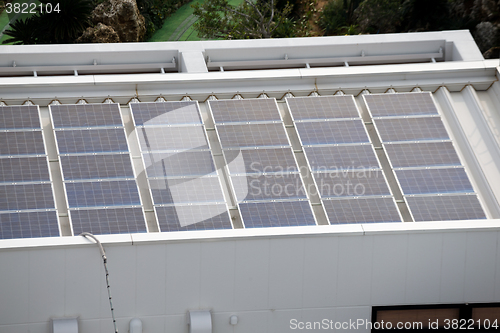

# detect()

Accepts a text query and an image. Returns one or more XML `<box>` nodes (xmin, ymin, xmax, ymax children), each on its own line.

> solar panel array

<box><xmin>51</xmin><ymin>104</ymin><xmax>147</xmax><ymax>235</ymax></box>
<box><xmin>209</xmin><ymin>98</ymin><xmax>317</xmax><ymax>228</ymax></box>
<box><xmin>130</xmin><ymin>101</ymin><xmax>232</xmax><ymax>232</ymax></box>
<box><xmin>286</xmin><ymin>96</ymin><xmax>402</xmax><ymax>224</ymax></box>
<box><xmin>0</xmin><ymin>106</ymin><xmax>59</xmax><ymax>239</ymax></box>
<box><xmin>364</xmin><ymin>92</ymin><xmax>486</xmax><ymax>221</ymax></box>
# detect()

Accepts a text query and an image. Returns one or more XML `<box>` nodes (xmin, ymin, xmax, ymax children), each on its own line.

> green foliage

<box><xmin>319</xmin><ymin>0</ymin><xmax>361</xmax><ymax>35</ymax></box>
<box><xmin>2</xmin><ymin>0</ymin><xmax>92</xmax><ymax>44</ymax></box>
<box><xmin>138</xmin><ymin>0</ymin><xmax>192</xmax><ymax>40</ymax></box>
<box><xmin>355</xmin><ymin>0</ymin><xmax>402</xmax><ymax>33</ymax></box>
<box><xmin>192</xmin><ymin>0</ymin><xmax>293</xmax><ymax>39</ymax></box>
<box><xmin>401</xmin><ymin>0</ymin><xmax>450</xmax><ymax>31</ymax></box>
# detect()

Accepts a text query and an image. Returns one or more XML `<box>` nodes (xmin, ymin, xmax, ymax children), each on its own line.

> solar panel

<box><xmin>149</xmin><ymin>176</ymin><xmax>226</xmax><ymax>205</ymax></box>
<box><xmin>209</xmin><ymin>98</ymin><xmax>282</xmax><ymax>123</ymax></box>
<box><xmin>0</xmin><ymin>157</ymin><xmax>50</xmax><ymax>183</ymax></box>
<box><xmin>0</xmin><ymin>211</ymin><xmax>59</xmax><ymax>239</ymax></box>
<box><xmin>217</xmin><ymin>123</ymin><xmax>290</xmax><ymax>148</ymax></box>
<box><xmin>155</xmin><ymin>204</ymin><xmax>232</xmax><ymax>231</ymax></box>
<box><xmin>65</xmin><ymin>180</ymin><xmax>141</xmax><ymax>208</ymax></box>
<box><xmin>60</xmin><ymin>154</ymin><xmax>135</xmax><ymax>181</ymax></box>
<box><xmin>130</xmin><ymin>101</ymin><xmax>202</xmax><ymax>126</ymax></box>
<box><xmin>230</xmin><ymin>174</ymin><xmax>307</xmax><ymax>202</ymax></box>
<box><xmin>313</xmin><ymin>171</ymin><xmax>390</xmax><ymax>198</ymax></box>
<box><xmin>70</xmin><ymin>207</ymin><xmax>147</xmax><ymax>235</ymax></box>
<box><xmin>50</xmin><ymin>103</ymin><xmax>123</xmax><ymax>129</ymax></box>
<box><xmin>286</xmin><ymin>95</ymin><xmax>360</xmax><ymax>120</ymax></box>
<box><xmin>0</xmin><ymin>105</ymin><xmax>42</xmax><ymax>130</ymax></box>
<box><xmin>322</xmin><ymin>197</ymin><xmax>401</xmax><ymax>224</ymax></box>
<box><xmin>304</xmin><ymin>145</ymin><xmax>380</xmax><ymax>171</ymax></box>
<box><xmin>0</xmin><ymin>183</ymin><xmax>55</xmax><ymax>211</ymax></box>
<box><xmin>364</xmin><ymin>92</ymin><xmax>439</xmax><ymax>117</ymax></box>
<box><xmin>374</xmin><ymin>117</ymin><xmax>449</xmax><ymax>142</ymax></box>
<box><xmin>295</xmin><ymin>120</ymin><xmax>370</xmax><ymax>145</ymax></box>
<box><xmin>55</xmin><ymin>128</ymin><xmax>129</xmax><ymax>154</ymax></box>
<box><xmin>0</xmin><ymin>131</ymin><xmax>46</xmax><ymax>156</ymax></box>
<box><xmin>137</xmin><ymin>126</ymin><xmax>209</xmax><ymax>151</ymax></box>
<box><xmin>224</xmin><ymin>148</ymin><xmax>298</xmax><ymax>175</ymax></box>
<box><xmin>239</xmin><ymin>200</ymin><xmax>316</xmax><ymax>228</ymax></box>
<box><xmin>143</xmin><ymin>150</ymin><xmax>216</xmax><ymax>178</ymax></box>
<box><xmin>395</xmin><ymin>168</ymin><xmax>474</xmax><ymax>195</ymax></box>
<box><xmin>406</xmin><ymin>195</ymin><xmax>486</xmax><ymax>221</ymax></box>
<box><xmin>385</xmin><ymin>142</ymin><xmax>462</xmax><ymax>168</ymax></box>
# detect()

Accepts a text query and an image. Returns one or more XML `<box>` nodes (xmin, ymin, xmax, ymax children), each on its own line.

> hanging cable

<box><xmin>81</xmin><ymin>232</ymin><xmax>118</xmax><ymax>333</ymax></box>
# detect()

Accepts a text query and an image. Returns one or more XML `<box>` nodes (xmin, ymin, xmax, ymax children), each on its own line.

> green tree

<box><xmin>2</xmin><ymin>16</ymin><xmax>39</xmax><ymax>45</ymax></box>
<box><xmin>319</xmin><ymin>0</ymin><xmax>362</xmax><ymax>35</ymax></box>
<box><xmin>192</xmin><ymin>0</ymin><xmax>293</xmax><ymax>39</ymax></box>
<box><xmin>355</xmin><ymin>0</ymin><xmax>402</xmax><ymax>34</ymax></box>
<box><xmin>401</xmin><ymin>0</ymin><xmax>450</xmax><ymax>31</ymax></box>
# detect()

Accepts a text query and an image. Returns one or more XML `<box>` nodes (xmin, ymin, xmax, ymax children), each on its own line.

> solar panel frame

<box><xmin>142</xmin><ymin>149</ymin><xmax>217</xmax><ymax>178</ymax></box>
<box><xmin>49</xmin><ymin>103</ymin><xmax>124</xmax><ymax>129</ymax></box>
<box><xmin>302</xmin><ymin>144</ymin><xmax>381</xmax><ymax>173</ymax></box>
<box><xmin>223</xmin><ymin>147</ymin><xmax>301</xmax><ymax>176</ymax></box>
<box><xmin>0</xmin><ymin>156</ymin><xmax>51</xmax><ymax>184</ymax></box>
<box><xmin>405</xmin><ymin>194</ymin><xmax>487</xmax><ymax>222</ymax></box>
<box><xmin>215</xmin><ymin>122</ymin><xmax>292</xmax><ymax>149</ymax></box>
<box><xmin>64</xmin><ymin>179</ymin><xmax>143</xmax><ymax>208</ymax></box>
<box><xmin>286</xmin><ymin>95</ymin><xmax>362</xmax><ymax>121</ymax></box>
<box><xmin>59</xmin><ymin>153</ymin><xmax>136</xmax><ymax>181</ymax></box>
<box><xmin>363</xmin><ymin>92</ymin><xmax>440</xmax><ymax>118</ymax></box>
<box><xmin>129</xmin><ymin>101</ymin><xmax>203</xmax><ymax>126</ymax></box>
<box><xmin>394</xmin><ymin>167</ymin><xmax>475</xmax><ymax>195</ymax></box>
<box><xmin>371</xmin><ymin>116</ymin><xmax>450</xmax><ymax>143</ymax></box>
<box><xmin>238</xmin><ymin>200</ymin><xmax>317</xmax><ymax>228</ymax></box>
<box><xmin>0</xmin><ymin>131</ymin><xmax>47</xmax><ymax>156</ymax></box>
<box><xmin>0</xmin><ymin>105</ymin><xmax>43</xmax><ymax>130</ymax></box>
<box><xmin>0</xmin><ymin>210</ymin><xmax>60</xmax><ymax>239</ymax></box>
<box><xmin>0</xmin><ymin>183</ymin><xmax>57</xmax><ymax>212</ymax></box>
<box><xmin>384</xmin><ymin>141</ymin><xmax>463</xmax><ymax>169</ymax></box>
<box><xmin>154</xmin><ymin>203</ymin><xmax>233</xmax><ymax>232</ymax></box>
<box><xmin>136</xmin><ymin>125</ymin><xmax>210</xmax><ymax>152</ymax></box>
<box><xmin>295</xmin><ymin>119</ymin><xmax>371</xmax><ymax>146</ymax></box>
<box><xmin>322</xmin><ymin>197</ymin><xmax>402</xmax><ymax>224</ymax></box>
<box><xmin>54</xmin><ymin>127</ymin><xmax>131</xmax><ymax>154</ymax></box>
<box><xmin>208</xmin><ymin>98</ymin><xmax>283</xmax><ymax>124</ymax></box>
<box><xmin>312</xmin><ymin>169</ymin><xmax>391</xmax><ymax>198</ymax></box>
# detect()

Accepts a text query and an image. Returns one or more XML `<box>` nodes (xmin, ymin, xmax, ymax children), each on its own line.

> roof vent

<box><xmin>188</xmin><ymin>310</ymin><xmax>212</xmax><ymax>333</ymax></box>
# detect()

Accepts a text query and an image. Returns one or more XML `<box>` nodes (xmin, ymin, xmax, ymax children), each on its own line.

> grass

<box><xmin>148</xmin><ymin>0</ymin><xmax>245</xmax><ymax>42</ymax></box>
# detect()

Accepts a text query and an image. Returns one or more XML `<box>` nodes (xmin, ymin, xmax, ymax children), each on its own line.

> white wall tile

<box><xmin>0</xmin><ymin>322</ymin><xmax>49</xmax><ymax>333</ymax></box>
<box><xmin>334</xmin><ymin>306</ymin><xmax>371</xmax><ymax>332</ymax></box>
<box><xmin>337</xmin><ymin>235</ymin><xmax>373</xmax><ymax>306</ymax></box>
<box><xmin>141</xmin><ymin>315</ymin><xmax>166</xmax><ymax>333</ymax></box>
<box><xmin>233</xmin><ymin>239</ymin><xmax>270</xmax><ymax>311</ymax></box>
<box><xmin>64</xmin><ymin>247</ymin><xmax>103</xmax><ymax>319</ymax></box>
<box><xmin>371</xmin><ymin>234</ymin><xmax>408</xmax><ymax>305</ymax></box>
<box><xmin>166</xmin><ymin>242</ymin><xmax>201</xmax><ymax>314</ymax></box>
<box><xmin>405</xmin><ymin>233</ymin><xmax>442</xmax><ymax>304</ymax></box>
<box><xmin>269</xmin><ymin>309</ymin><xmax>302</xmax><ymax>333</ymax></box>
<box><xmin>136</xmin><ymin>244</ymin><xmax>167</xmax><ymax>316</ymax></box>
<box><xmin>301</xmin><ymin>307</ymin><xmax>337</xmax><ymax>330</ymax></box>
<box><xmin>302</xmin><ymin>236</ymin><xmax>338</xmax><ymax>308</ymax></box>
<box><xmin>0</xmin><ymin>250</ymin><xmax>30</xmax><ymax>325</ymax></box>
<box><xmin>78</xmin><ymin>319</ymin><xmax>100</xmax><ymax>333</ymax></box>
<box><xmin>212</xmin><ymin>312</ymin><xmax>237</xmax><ymax>333</ymax></box>
<box><xmin>464</xmin><ymin>231</ymin><xmax>497</xmax><ymax>302</ymax></box>
<box><xmin>440</xmin><ymin>232</ymin><xmax>467</xmax><ymax>303</ymax></box>
<box><xmin>199</xmin><ymin>240</ymin><xmax>235</xmax><ymax>311</ymax></box>
<box><xmin>268</xmin><ymin>238</ymin><xmax>305</xmax><ymax>309</ymax></box>
<box><xmin>229</xmin><ymin>311</ymin><xmax>269</xmax><ymax>333</ymax></box>
<box><xmin>164</xmin><ymin>314</ymin><xmax>187</xmax><ymax>333</ymax></box>
<box><xmin>29</xmin><ymin>248</ymin><xmax>66</xmax><ymax>322</ymax></box>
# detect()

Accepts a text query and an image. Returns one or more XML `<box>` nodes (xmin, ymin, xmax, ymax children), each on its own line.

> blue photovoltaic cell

<box><xmin>65</xmin><ymin>180</ymin><xmax>141</xmax><ymax>208</ymax></box>
<box><xmin>224</xmin><ymin>148</ymin><xmax>298</xmax><ymax>175</ymax></box>
<box><xmin>286</xmin><ymin>95</ymin><xmax>360</xmax><ymax>120</ymax></box>
<box><xmin>0</xmin><ymin>157</ymin><xmax>50</xmax><ymax>183</ymax></box>
<box><xmin>70</xmin><ymin>207</ymin><xmax>147</xmax><ymax>235</ymax></box>
<box><xmin>0</xmin><ymin>105</ymin><xmax>41</xmax><ymax>130</ymax></box>
<box><xmin>296</xmin><ymin>120</ymin><xmax>370</xmax><ymax>145</ymax></box>
<box><xmin>313</xmin><ymin>171</ymin><xmax>390</xmax><ymax>198</ymax></box>
<box><xmin>217</xmin><ymin>123</ymin><xmax>290</xmax><ymax>148</ymax></box>
<box><xmin>156</xmin><ymin>204</ymin><xmax>232</xmax><ymax>232</ymax></box>
<box><xmin>239</xmin><ymin>201</ymin><xmax>316</xmax><ymax>228</ymax></box>
<box><xmin>130</xmin><ymin>101</ymin><xmax>202</xmax><ymax>126</ymax></box>
<box><xmin>0</xmin><ymin>183</ymin><xmax>55</xmax><ymax>211</ymax></box>
<box><xmin>0</xmin><ymin>131</ymin><xmax>46</xmax><ymax>156</ymax></box>
<box><xmin>322</xmin><ymin>197</ymin><xmax>401</xmax><ymax>224</ymax></box>
<box><xmin>396</xmin><ymin>168</ymin><xmax>474</xmax><ymax>195</ymax></box>
<box><xmin>304</xmin><ymin>145</ymin><xmax>380</xmax><ymax>171</ymax></box>
<box><xmin>149</xmin><ymin>176</ymin><xmax>225</xmax><ymax>205</ymax></box>
<box><xmin>143</xmin><ymin>150</ymin><xmax>216</xmax><ymax>178</ymax></box>
<box><xmin>209</xmin><ymin>98</ymin><xmax>281</xmax><ymax>123</ymax></box>
<box><xmin>56</xmin><ymin>128</ymin><xmax>129</xmax><ymax>154</ymax></box>
<box><xmin>60</xmin><ymin>154</ymin><xmax>135</xmax><ymax>181</ymax></box>
<box><xmin>230</xmin><ymin>174</ymin><xmax>307</xmax><ymax>202</ymax></box>
<box><xmin>0</xmin><ymin>211</ymin><xmax>59</xmax><ymax>239</ymax></box>
<box><xmin>385</xmin><ymin>142</ymin><xmax>462</xmax><ymax>168</ymax></box>
<box><xmin>407</xmin><ymin>195</ymin><xmax>486</xmax><ymax>221</ymax></box>
<box><xmin>137</xmin><ymin>126</ymin><xmax>208</xmax><ymax>151</ymax></box>
<box><xmin>50</xmin><ymin>104</ymin><xmax>123</xmax><ymax>129</ymax></box>
<box><xmin>364</xmin><ymin>92</ymin><xmax>439</xmax><ymax>117</ymax></box>
<box><xmin>374</xmin><ymin>117</ymin><xmax>449</xmax><ymax>142</ymax></box>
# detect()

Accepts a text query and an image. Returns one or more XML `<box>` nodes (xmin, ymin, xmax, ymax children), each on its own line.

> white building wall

<box><xmin>1</xmin><ymin>222</ymin><xmax>499</xmax><ymax>333</ymax></box>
